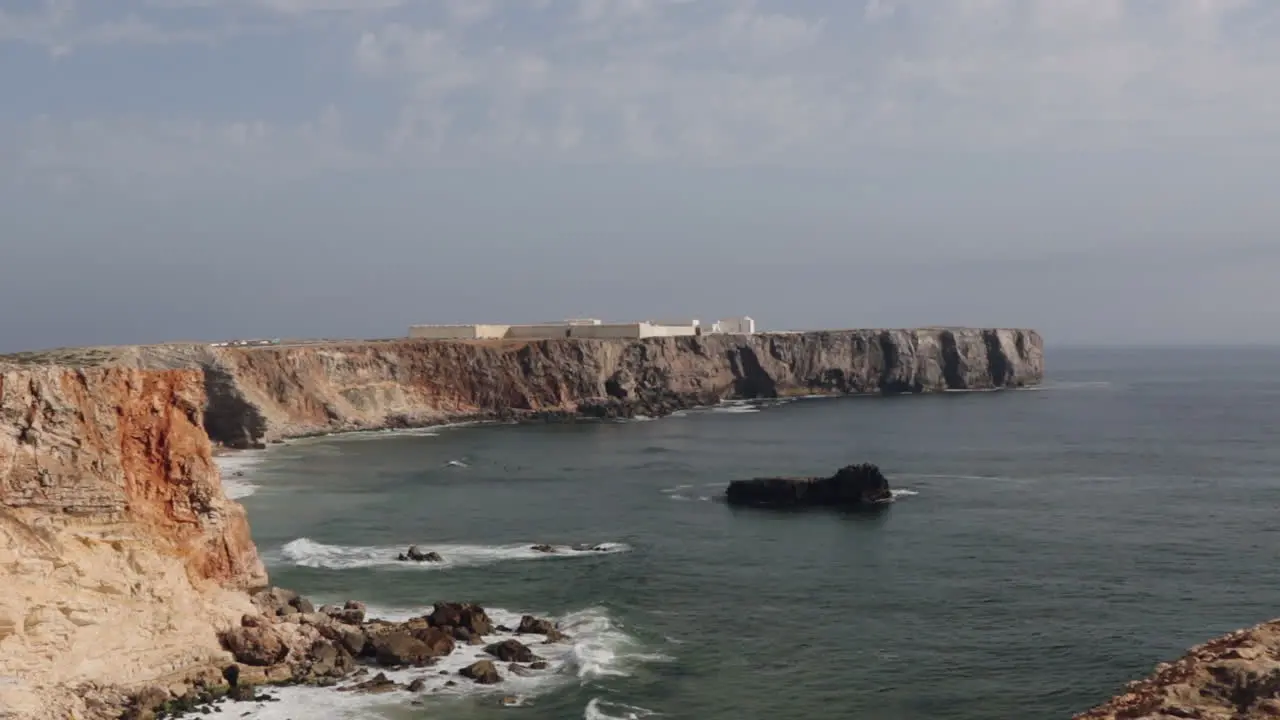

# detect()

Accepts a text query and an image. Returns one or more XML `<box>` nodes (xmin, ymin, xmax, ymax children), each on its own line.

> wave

<box><xmin>1018</xmin><ymin>380</ymin><xmax>1113</xmax><ymax>392</ymax></box>
<box><xmin>890</xmin><ymin>489</ymin><xmax>919</xmax><ymax>498</ymax></box>
<box><xmin>585</xmin><ymin>698</ymin><xmax>662</xmax><ymax>719</ymax></box>
<box><xmin>275</xmin><ymin>538</ymin><xmax>631</xmax><ymax>571</ymax></box>
<box><xmin>213</xmin><ymin>451</ymin><xmax>267</xmax><ymax>500</ymax></box>
<box><xmin>202</xmin><ymin>605</ymin><xmax>665</xmax><ymax>719</ymax></box>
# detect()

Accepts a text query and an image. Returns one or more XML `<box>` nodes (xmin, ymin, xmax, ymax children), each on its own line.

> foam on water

<box><xmin>202</xmin><ymin>605</ymin><xmax>663</xmax><ymax>720</ymax></box>
<box><xmin>275</xmin><ymin>538</ymin><xmax>631</xmax><ymax>571</ymax></box>
<box><xmin>213</xmin><ymin>451</ymin><xmax>267</xmax><ymax>500</ymax></box>
<box><xmin>584</xmin><ymin>698</ymin><xmax>662</xmax><ymax>719</ymax></box>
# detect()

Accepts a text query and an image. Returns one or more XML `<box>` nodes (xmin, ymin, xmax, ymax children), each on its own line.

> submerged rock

<box><xmin>396</xmin><ymin>545</ymin><xmax>443</xmax><ymax>563</ymax></box>
<box><xmin>725</xmin><ymin>463</ymin><xmax>893</xmax><ymax>509</ymax></box>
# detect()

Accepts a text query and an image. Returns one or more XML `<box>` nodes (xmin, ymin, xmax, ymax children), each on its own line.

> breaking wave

<box><xmin>213</xmin><ymin>451</ymin><xmax>266</xmax><ymax>500</ymax></box>
<box><xmin>275</xmin><ymin>538</ymin><xmax>631</xmax><ymax>571</ymax></box>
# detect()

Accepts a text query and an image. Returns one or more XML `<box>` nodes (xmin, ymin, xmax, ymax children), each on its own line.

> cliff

<box><xmin>118</xmin><ymin>328</ymin><xmax>1043</xmax><ymax>445</ymax></box>
<box><xmin>1074</xmin><ymin>620</ymin><xmax>1280</xmax><ymax>719</ymax></box>
<box><xmin>0</xmin><ymin>367</ymin><xmax>264</xmax><ymax>719</ymax></box>
<box><xmin>0</xmin><ymin>327</ymin><xmax>1042</xmax><ymax>716</ymax></box>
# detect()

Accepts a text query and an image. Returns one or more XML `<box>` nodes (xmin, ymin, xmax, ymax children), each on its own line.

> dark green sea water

<box><xmin>213</xmin><ymin>347</ymin><xmax>1280</xmax><ymax>720</ymax></box>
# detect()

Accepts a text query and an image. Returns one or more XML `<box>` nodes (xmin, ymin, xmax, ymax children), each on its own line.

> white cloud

<box><xmin>7</xmin><ymin>0</ymin><xmax>1280</xmax><ymax>178</ymax></box>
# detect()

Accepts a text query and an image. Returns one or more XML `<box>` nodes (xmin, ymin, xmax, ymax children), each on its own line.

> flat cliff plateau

<box><xmin>8</xmin><ymin>328</ymin><xmax>1043</xmax><ymax>447</ymax></box>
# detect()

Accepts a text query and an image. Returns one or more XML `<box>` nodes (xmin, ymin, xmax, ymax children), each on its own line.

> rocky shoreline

<box><xmin>118</xmin><ymin>588</ymin><xmax>571</xmax><ymax>719</ymax></box>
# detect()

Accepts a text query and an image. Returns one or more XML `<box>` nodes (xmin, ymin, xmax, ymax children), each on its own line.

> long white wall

<box><xmin>410</xmin><ymin>320</ymin><xmax>713</xmax><ymax>341</ymax></box>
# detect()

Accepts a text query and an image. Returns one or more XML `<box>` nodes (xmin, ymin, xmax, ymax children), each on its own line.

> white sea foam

<box><xmin>585</xmin><ymin>698</ymin><xmax>662</xmax><ymax>719</ymax></box>
<box><xmin>1019</xmin><ymin>380</ymin><xmax>1113</xmax><ymax>392</ymax></box>
<box><xmin>890</xmin><ymin>489</ymin><xmax>919</xmax><ymax>499</ymax></box>
<box><xmin>203</xmin><ymin>605</ymin><xmax>664</xmax><ymax>719</ymax></box>
<box><xmin>213</xmin><ymin>451</ymin><xmax>267</xmax><ymax>500</ymax></box>
<box><xmin>275</xmin><ymin>538</ymin><xmax>631</xmax><ymax>571</ymax></box>
<box><xmin>709</xmin><ymin>403</ymin><xmax>760</xmax><ymax>414</ymax></box>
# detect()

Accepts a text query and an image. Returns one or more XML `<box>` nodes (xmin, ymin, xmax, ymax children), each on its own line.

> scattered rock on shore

<box><xmin>725</xmin><ymin>463</ymin><xmax>893</xmax><ymax>509</ymax></box>
<box><xmin>119</xmin><ymin>588</ymin><xmax>570</xmax><ymax>719</ymax></box>
<box><xmin>461</xmin><ymin>660</ymin><xmax>501</xmax><ymax>685</ymax></box>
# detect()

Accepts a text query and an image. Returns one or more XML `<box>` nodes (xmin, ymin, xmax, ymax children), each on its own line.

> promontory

<box><xmin>0</xmin><ymin>328</ymin><xmax>1042</xmax><ymax>718</ymax></box>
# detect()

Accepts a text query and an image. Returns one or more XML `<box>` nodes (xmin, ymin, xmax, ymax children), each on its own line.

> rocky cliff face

<box><xmin>1074</xmin><ymin>620</ymin><xmax>1280</xmax><ymax>719</ymax></box>
<box><xmin>0</xmin><ymin>367</ymin><xmax>264</xmax><ymax>719</ymax></box>
<box><xmin>156</xmin><ymin>328</ymin><xmax>1043</xmax><ymax>445</ymax></box>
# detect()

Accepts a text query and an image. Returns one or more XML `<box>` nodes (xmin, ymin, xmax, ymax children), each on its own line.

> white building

<box><xmin>711</xmin><ymin>316</ymin><xmax>755</xmax><ymax>335</ymax></box>
<box><xmin>408</xmin><ymin>318</ymin><xmax>712</xmax><ymax>341</ymax></box>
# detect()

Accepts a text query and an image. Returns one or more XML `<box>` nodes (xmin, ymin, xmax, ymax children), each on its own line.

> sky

<box><xmin>2</xmin><ymin>0</ymin><xmax>1280</xmax><ymax>351</ymax></box>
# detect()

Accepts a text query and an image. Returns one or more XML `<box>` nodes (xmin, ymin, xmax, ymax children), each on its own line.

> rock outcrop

<box><xmin>1074</xmin><ymin>619</ymin><xmax>1280</xmax><ymax>720</ymax></box>
<box><xmin>27</xmin><ymin>328</ymin><xmax>1042</xmax><ymax>445</ymax></box>
<box><xmin>0</xmin><ymin>366</ymin><xmax>265</xmax><ymax>719</ymax></box>
<box><xmin>726</xmin><ymin>463</ymin><xmax>893</xmax><ymax>508</ymax></box>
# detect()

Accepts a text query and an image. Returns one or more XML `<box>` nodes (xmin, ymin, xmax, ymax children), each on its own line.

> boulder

<box><xmin>428</xmin><ymin>602</ymin><xmax>493</xmax><ymax>636</ymax></box>
<box><xmin>372</xmin><ymin>632</ymin><xmax>435</xmax><ymax>667</ymax></box>
<box><xmin>304</xmin><ymin>640</ymin><xmax>356</xmax><ymax>679</ymax></box>
<box><xmin>460</xmin><ymin>660</ymin><xmax>501</xmax><ymax>685</ymax></box>
<box><xmin>725</xmin><ymin>463</ymin><xmax>893</xmax><ymax>509</ymax></box>
<box><xmin>407</xmin><ymin>678</ymin><xmax>427</xmax><ymax>692</ymax></box>
<box><xmin>484</xmin><ymin>639</ymin><xmax>538</xmax><ymax>663</ymax></box>
<box><xmin>516</xmin><ymin>615</ymin><xmax>555</xmax><ymax>635</ymax></box>
<box><xmin>530</xmin><ymin>544</ymin><xmax>556</xmax><ymax>554</ymax></box>
<box><xmin>409</xmin><ymin>626</ymin><xmax>456</xmax><ymax>657</ymax></box>
<box><xmin>317</xmin><ymin>622</ymin><xmax>367</xmax><ymax>656</ymax></box>
<box><xmin>321</xmin><ymin>601</ymin><xmax>366</xmax><ymax>625</ymax></box>
<box><xmin>221</xmin><ymin>625</ymin><xmax>290</xmax><ymax>667</ymax></box>
<box><xmin>351</xmin><ymin>672</ymin><xmax>400</xmax><ymax>694</ymax></box>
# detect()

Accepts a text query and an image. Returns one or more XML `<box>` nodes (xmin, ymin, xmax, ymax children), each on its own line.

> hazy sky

<box><xmin>3</xmin><ymin>0</ymin><xmax>1280</xmax><ymax>352</ymax></box>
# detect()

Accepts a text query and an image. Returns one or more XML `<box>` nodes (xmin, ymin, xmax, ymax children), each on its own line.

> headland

<box><xmin>0</xmin><ymin>327</ymin><xmax>1047</xmax><ymax>718</ymax></box>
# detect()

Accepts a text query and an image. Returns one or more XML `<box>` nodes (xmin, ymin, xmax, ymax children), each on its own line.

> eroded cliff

<box><xmin>1074</xmin><ymin>620</ymin><xmax>1280</xmax><ymax>719</ymax></box>
<box><xmin>135</xmin><ymin>328</ymin><xmax>1044</xmax><ymax>446</ymax></box>
<box><xmin>0</xmin><ymin>367</ymin><xmax>264</xmax><ymax>719</ymax></box>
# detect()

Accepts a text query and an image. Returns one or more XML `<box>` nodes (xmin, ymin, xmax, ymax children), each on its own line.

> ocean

<box><xmin>213</xmin><ymin>346</ymin><xmax>1280</xmax><ymax>720</ymax></box>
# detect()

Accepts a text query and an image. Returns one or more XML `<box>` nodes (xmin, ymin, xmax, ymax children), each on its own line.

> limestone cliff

<box><xmin>0</xmin><ymin>367</ymin><xmax>264</xmax><ymax>719</ymax></box>
<box><xmin>1074</xmin><ymin>620</ymin><xmax>1280</xmax><ymax>719</ymax></box>
<box><xmin>125</xmin><ymin>328</ymin><xmax>1043</xmax><ymax>445</ymax></box>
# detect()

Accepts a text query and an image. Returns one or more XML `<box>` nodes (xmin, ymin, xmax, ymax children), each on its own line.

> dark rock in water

<box><xmin>351</xmin><ymin>672</ymin><xmax>400</xmax><ymax>694</ymax></box>
<box><xmin>571</xmin><ymin>543</ymin><xmax>609</xmax><ymax>552</ymax></box>
<box><xmin>516</xmin><ymin>615</ymin><xmax>556</xmax><ymax>636</ymax></box>
<box><xmin>484</xmin><ymin>639</ymin><xmax>538</xmax><ymax>663</ymax></box>
<box><xmin>530</xmin><ymin>544</ymin><xmax>556</xmax><ymax>554</ymax></box>
<box><xmin>461</xmin><ymin>660</ymin><xmax>501</xmax><ymax>684</ymax></box>
<box><xmin>397</xmin><ymin>545</ymin><xmax>443</xmax><ymax>563</ymax></box>
<box><xmin>407</xmin><ymin>678</ymin><xmax>426</xmax><ymax>692</ymax></box>
<box><xmin>725</xmin><ymin>463</ymin><xmax>893</xmax><ymax>509</ymax></box>
<box><xmin>429</xmin><ymin>602</ymin><xmax>494</xmax><ymax>636</ymax></box>
<box><xmin>530</xmin><ymin>661</ymin><xmax>549</xmax><ymax>670</ymax></box>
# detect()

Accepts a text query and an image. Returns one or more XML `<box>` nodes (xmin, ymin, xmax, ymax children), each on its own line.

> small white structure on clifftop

<box><xmin>408</xmin><ymin>316</ymin><xmax>756</xmax><ymax>341</ymax></box>
<box><xmin>710</xmin><ymin>317</ymin><xmax>755</xmax><ymax>335</ymax></box>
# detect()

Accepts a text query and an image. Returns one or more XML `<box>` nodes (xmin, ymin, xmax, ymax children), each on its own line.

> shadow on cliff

<box><xmin>202</xmin><ymin>365</ymin><xmax>268</xmax><ymax>449</ymax></box>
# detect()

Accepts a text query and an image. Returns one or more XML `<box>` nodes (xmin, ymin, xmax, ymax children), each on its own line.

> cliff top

<box><xmin>0</xmin><ymin>327</ymin><xmax>1041</xmax><ymax>370</ymax></box>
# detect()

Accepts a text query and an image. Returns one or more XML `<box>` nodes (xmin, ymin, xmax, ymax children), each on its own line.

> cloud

<box><xmin>6</xmin><ymin>0</ymin><xmax>1280</xmax><ymax>180</ymax></box>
